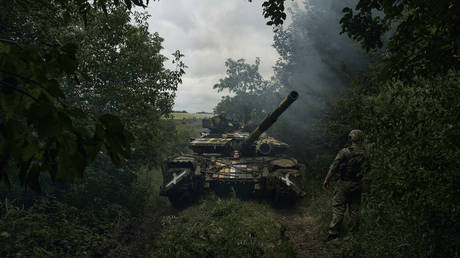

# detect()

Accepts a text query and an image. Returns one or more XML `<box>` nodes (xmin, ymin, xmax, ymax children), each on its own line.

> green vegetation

<box><xmin>323</xmin><ymin>69</ymin><xmax>460</xmax><ymax>258</ymax></box>
<box><xmin>0</xmin><ymin>1</ymin><xmax>191</xmax><ymax>256</ymax></box>
<box><xmin>170</xmin><ymin>112</ymin><xmax>213</xmax><ymax>120</ymax></box>
<box><xmin>213</xmin><ymin>58</ymin><xmax>282</xmax><ymax>124</ymax></box>
<box><xmin>153</xmin><ymin>196</ymin><xmax>296</xmax><ymax>258</ymax></box>
<box><xmin>0</xmin><ymin>0</ymin><xmax>458</xmax><ymax>256</ymax></box>
<box><xmin>319</xmin><ymin>0</ymin><xmax>459</xmax><ymax>256</ymax></box>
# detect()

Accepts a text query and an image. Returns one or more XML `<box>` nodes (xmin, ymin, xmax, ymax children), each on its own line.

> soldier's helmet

<box><xmin>349</xmin><ymin>129</ymin><xmax>364</xmax><ymax>143</ymax></box>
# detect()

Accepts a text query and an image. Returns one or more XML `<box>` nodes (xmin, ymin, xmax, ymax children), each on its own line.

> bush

<box><xmin>324</xmin><ymin>71</ymin><xmax>460</xmax><ymax>257</ymax></box>
<box><xmin>153</xmin><ymin>196</ymin><xmax>296</xmax><ymax>257</ymax></box>
<box><xmin>0</xmin><ymin>196</ymin><xmax>108</xmax><ymax>257</ymax></box>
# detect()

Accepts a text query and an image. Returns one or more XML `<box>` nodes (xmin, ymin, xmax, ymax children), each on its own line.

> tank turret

<box><xmin>240</xmin><ymin>91</ymin><xmax>298</xmax><ymax>152</ymax></box>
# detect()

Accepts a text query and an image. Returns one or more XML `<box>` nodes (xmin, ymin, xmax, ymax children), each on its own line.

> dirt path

<box><xmin>276</xmin><ymin>206</ymin><xmax>333</xmax><ymax>258</ymax></box>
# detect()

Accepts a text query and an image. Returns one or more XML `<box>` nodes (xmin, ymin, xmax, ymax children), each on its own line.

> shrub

<box><xmin>153</xmin><ymin>196</ymin><xmax>296</xmax><ymax>257</ymax></box>
<box><xmin>324</xmin><ymin>71</ymin><xmax>460</xmax><ymax>257</ymax></box>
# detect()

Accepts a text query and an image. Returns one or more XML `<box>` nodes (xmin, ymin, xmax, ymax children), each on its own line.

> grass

<box><xmin>152</xmin><ymin>195</ymin><xmax>296</xmax><ymax>258</ymax></box>
<box><xmin>170</xmin><ymin>112</ymin><xmax>213</xmax><ymax>120</ymax></box>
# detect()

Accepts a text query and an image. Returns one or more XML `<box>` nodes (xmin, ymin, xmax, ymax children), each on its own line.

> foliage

<box><xmin>153</xmin><ymin>196</ymin><xmax>296</xmax><ymax>257</ymax></box>
<box><xmin>0</xmin><ymin>0</ymin><xmax>137</xmax><ymax>190</ymax></box>
<box><xmin>321</xmin><ymin>70</ymin><xmax>460</xmax><ymax>257</ymax></box>
<box><xmin>0</xmin><ymin>120</ymin><xmax>193</xmax><ymax>256</ymax></box>
<box><xmin>0</xmin><ymin>196</ymin><xmax>106</xmax><ymax>257</ymax></box>
<box><xmin>214</xmin><ymin>58</ymin><xmax>267</xmax><ymax>95</ymax></box>
<box><xmin>248</xmin><ymin>0</ymin><xmax>287</xmax><ymax>27</ymax></box>
<box><xmin>59</xmin><ymin>7</ymin><xmax>185</xmax><ymax>168</ymax></box>
<box><xmin>340</xmin><ymin>0</ymin><xmax>459</xmax><ymax>79</ymax></box>
<box><xmin>0</xmin><ymin>1</ymin><xmax>194</xmax><ymax>256</ymax></box>
<box><xmin>213</xmin><ymin>58</ymin><xmax>282</xmax><ymax>123</ymax></box>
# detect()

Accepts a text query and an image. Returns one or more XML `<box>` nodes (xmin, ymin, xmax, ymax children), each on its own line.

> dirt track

<box><xmin>276</xmin><ymin>206</ymin><xmax>333</xmax><ymax>258</ymax></box>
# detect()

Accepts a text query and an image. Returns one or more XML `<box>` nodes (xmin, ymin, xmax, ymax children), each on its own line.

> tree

<box><xmin>0</xmin><ymin>1</ymin><xmax>181</xmax><ymax>190</ymax></box>
<box><xmin>213</xmin><ymin>58</ymin><xmax>280</xmax><ymax>123</ymax></box>
<box><xmin>340</xmin><ymin>0</ymin><xmax>459</xmax><ymax>79</ymax></box>
<box><xmin>62</xmin><ymin>9</ymin><xmax>185</xmax><ymax>168</ymax></box>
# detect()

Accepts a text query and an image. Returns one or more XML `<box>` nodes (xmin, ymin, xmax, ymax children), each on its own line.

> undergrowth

<box><xmin>152</xmin><ymin>195</ymin><xmax>296</xmax><ymax>258</ymax></box>
<box><xmin>0</xmin><ymin>166</ymin><xmax>164</xmax><ymax>257</ymax></box>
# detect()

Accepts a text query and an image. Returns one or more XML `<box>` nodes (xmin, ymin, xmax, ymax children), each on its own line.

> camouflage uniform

<box><xmin>328</xmin><ymin>142</ymin><xmax>369</xmax><ymax>236</ymax></box>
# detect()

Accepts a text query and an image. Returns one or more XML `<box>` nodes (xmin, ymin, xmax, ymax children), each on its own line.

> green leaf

<box><xmin>100</xmin><ymin>114</ymin><xmax>124</xmax><ymax>133</ymax></box>
<box><xmin>46</xmin><ymin>79</ymin><xmax>65</xmax><ymax>99</ymax></box>
<box><xmin>21</xmin><ymin>140</ymin><xmax>39</xmax><ymax>162</ymax></box>
<box><xmin>68</xmin><ymin>108</ymin><xmax>88</xmax><ymax>119</ymax></box>
<box><xmin>124</xmin><ymin>0</ymin><xmax>132</xmax><ymax>9</ymax></box>
<box><xmin>0</xmin><ymin>90</ymin><xmax>21</xmax><ymax>119</ymax></box>
<box><xmin>0</xmin><ymin>43</ymin><xmax>11</xmax><ymax>54</ymax></box>
<box><xmin>27</xmin><ymin>164</ymin><xmax>41</xmax><ymax>192</ymax></box>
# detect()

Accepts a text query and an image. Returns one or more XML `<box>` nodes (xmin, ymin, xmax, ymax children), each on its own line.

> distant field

<box><xmin>171</xmin><ymin>112</ymin><xmax>213</xmax><ymax>120</ymax></box>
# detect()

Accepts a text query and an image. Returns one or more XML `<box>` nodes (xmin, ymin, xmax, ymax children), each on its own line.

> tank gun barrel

<box><xmin>241</xmin><ymin>91</ymin><xmax>298</xmax><ymax>151</ymax></box>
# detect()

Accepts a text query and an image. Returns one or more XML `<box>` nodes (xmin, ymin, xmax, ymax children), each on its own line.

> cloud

<box><xmin>142</xmin><ymin>0</ymin><xmax>279</xmax><ymax>112</ymax></box>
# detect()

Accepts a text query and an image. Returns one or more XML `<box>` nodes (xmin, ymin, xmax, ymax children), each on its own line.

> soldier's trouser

<box><xmin>328</xmin><ymin>180</ymin><xmax>362</xmax><ymax>236</ymax></box>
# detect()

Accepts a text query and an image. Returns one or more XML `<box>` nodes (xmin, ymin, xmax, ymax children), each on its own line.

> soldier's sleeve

<box><xmin>329</xmin><ymin>148</ymin><xmax>348</xmax><ymax>172</ymax></box>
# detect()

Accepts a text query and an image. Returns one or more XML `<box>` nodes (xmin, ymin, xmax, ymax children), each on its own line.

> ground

<box><xmin>276</xmin><ymin>205</ymin><xmax>333</xmax><ymax>258</ymax></box>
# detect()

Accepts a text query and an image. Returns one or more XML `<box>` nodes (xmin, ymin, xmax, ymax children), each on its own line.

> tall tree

<box><xmin>213</xmin><ymin>58</ymin><xmax>280</xmax><ymax>123</ymax></box>
<box><xmin>63</xmin><ymin>8</ymin><xmax>185</xmax><ymax>167</ymax></box>
<box><xmin>0</xmin><ymin>1</ymin><xmax>183</xmax><ymax>189</ymax></box>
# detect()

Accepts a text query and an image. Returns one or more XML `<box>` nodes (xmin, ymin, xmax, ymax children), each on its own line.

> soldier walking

<box><xmin>323</xmin><ymin>130</ymin><xmax>370</xmax><ymax>241</ymax></box>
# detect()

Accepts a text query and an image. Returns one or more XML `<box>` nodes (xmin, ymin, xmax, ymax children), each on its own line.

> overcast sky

<box><xmin>143</xmin><ymin>0</ymin><xmax>280</xmax><ymax>113</ymax></box>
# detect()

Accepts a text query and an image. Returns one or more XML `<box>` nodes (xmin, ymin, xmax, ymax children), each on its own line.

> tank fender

<box><xmin>269</xmin><ymin>158</ymin><xmax>298</xmax><ymax>170</ymax></box>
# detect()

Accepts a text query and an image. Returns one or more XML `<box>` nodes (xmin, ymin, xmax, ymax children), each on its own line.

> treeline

<box><xmin>214</xmin><ymin>0</ymin><xmax>459</xmax><ymax>257</ymax></box>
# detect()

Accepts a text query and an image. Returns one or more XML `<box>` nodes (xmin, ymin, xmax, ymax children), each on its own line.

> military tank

<box><xmin>160</xmin><ymin>91</ymin><xmax>305</xmax><ymax>208</ymax></box>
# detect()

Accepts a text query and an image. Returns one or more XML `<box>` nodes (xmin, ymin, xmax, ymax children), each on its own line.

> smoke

<box><xmin>254</xmin><ymin>0</ymin><xmax>373</xmax><ymax>161</ymax></box>
<box><xmin>264</xmin><ymin>0</ymin><xmax>371</xmax><ymax>127</ymax></box>
<box><xmin>212</xmin><ymin>0</ymin><xmax>372</xmax><ymax>161</ymax></box>
<box><xmin>275</xmin><ymin>0</ymin><xmax>370</xmax><ymax>122</ymax></box>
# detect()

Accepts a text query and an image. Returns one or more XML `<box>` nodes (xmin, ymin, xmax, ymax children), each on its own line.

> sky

<box><xmin>143</xmin><ymin>0</ymin><xmax>280</xmax><ymax>113</ymax></box>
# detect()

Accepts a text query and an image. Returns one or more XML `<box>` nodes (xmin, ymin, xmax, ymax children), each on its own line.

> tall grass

<box><xmin>152</xmin><ymin>195</ymin><xmax>296</xmax><ymax>257</ymax></box>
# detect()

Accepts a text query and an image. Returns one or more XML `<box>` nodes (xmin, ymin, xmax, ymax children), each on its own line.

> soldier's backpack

<box><xmin>339</xmin><ymin>146</ymin><xmax>369</xmax><ymax>181</ymax></box>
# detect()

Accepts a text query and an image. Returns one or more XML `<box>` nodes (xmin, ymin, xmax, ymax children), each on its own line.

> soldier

<box><xmin>323</xmin><ymin>129</ymin><xmax>370</xmax><ymax>241</ymax></box>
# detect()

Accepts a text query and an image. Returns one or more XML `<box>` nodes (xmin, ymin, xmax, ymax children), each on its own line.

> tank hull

<box><xmin>160</xmin><ymin>154</ymin><xmax>306</xmax><ymax>207</ymax></box>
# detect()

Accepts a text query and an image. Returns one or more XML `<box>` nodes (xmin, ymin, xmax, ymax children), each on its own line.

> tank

<box><xmin>160</xmin><ymin>91</ymin><xmax>306</xmax><ymax>208</ymax></box>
